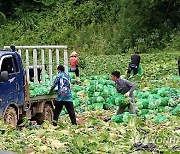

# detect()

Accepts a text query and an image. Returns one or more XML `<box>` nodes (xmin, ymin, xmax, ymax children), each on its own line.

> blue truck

<box><xmin>0</xmin><ymin>46</ymin><xmax>62</xmax><ymax>126</ymax></box>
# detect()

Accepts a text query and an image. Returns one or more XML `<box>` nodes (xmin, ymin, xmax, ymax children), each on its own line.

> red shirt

<box><xmin>70</xmin><ymin>57</ymin><xmax>78</xmax><ymax>67</ymax></box>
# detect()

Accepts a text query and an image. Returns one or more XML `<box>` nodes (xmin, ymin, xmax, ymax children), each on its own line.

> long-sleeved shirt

<box><xmin>131</xmin><ymin>54</ymin><xmax>140</xmax><ymax>67</ymax></box>
<box><xmin>114</xmin><ymin>78</ymin><xmax>136</xmax><ymax>94</ymax></box>
<box><xmin>70</xmin><ymin>56</ymin><xmax>78</xmax><ymax>68</ymax></box>
<box><xmin>51</xmin><ymin>72</ymin><xmax>72</xmax><ymax>102</ymax></box>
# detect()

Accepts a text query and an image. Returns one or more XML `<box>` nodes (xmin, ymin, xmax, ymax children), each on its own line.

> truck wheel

<box><xmin>36</xmin><ymin>104</ymin><xmax>53</xmax><ymax>125</ymax></box>
<box><xmin>44</xmin><ymin>104</ymin><xmax>54</xmax><ymax>122</ymax></box>
<box><xmin>4</xmin><ymin>107</ymin><xmax>17</xmax><ymax>126</ymax></box>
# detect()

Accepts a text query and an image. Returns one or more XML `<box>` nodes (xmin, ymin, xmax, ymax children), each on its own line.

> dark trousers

<box><xmin>53</xmin><ymin>101</ymin><xmax>77</xmax><ymax>125</ymax></box>
<box><xmin>75</xmin><ymin>67</ymin><xmax>79</xmax><ymax>77</ymax></box>
<box><xmin>117</xmin><ymin>104</ymin><xmax>130</xmax><ymax>114</ymax></box>
<box><xmin>127</xmin><ymin>65</ymin><xmax>138</xmax><ymax>77</ymax></box>
<box><xmin>70</xmin><ymin>66</ymin><xmax>79</xmax><ymax>77</ymax></box>
<box><xmin>117</xmin><ymin>103</ymin><xmax>135</xmax><ymax>115</ymax></box>
<box><xmin>178</xmin><ymin>66</ymin><xmax>180</xmax><ymax>76</ymax></box>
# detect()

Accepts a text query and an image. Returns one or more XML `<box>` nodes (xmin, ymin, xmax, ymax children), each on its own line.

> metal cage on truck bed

<box><xmin>4</xmin><ymin>45</ymin><xmax>68</xmax><ymax>84</ymax></box>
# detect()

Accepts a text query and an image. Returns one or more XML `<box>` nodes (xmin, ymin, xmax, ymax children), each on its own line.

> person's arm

<box><xmin>125</xmin><ymin>80</ymin><xmax>137</xmax><ymax>94</ymax></box>
<box><xmin>139</xmin><ymin>55</ymin><xmax>141</xmax><ymax>63</ymax></box>
<box><xmin>130</xmin><ymin>55</ymin><xmax>133</xmax><ymax>63</ymax></box>
<box><xmin>50</xmin><ymin>76</ymin><xmax>60</xmax><ymax>91</ymax></box>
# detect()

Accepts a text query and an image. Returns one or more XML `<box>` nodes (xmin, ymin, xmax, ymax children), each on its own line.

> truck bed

<box><xmin>29</xmin><ymin>94</ymin><xmax>57</xmax><ymax>102</ymax></box>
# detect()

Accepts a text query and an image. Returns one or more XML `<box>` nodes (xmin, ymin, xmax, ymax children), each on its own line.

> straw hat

<box><xmin>70</xmin><ymin>51</ymin><xmax>77</xmax><ymax>57</ymax></box>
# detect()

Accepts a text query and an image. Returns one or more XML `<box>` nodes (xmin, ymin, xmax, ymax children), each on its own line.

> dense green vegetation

<box><xmin>0</xmin><ymin>0</ymin><xmax>180</xmax><ymax>54</ymax></box>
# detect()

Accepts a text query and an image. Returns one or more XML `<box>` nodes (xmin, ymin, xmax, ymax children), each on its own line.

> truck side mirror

<box><xmin>0</xmin><ymin>71</ymin><xmax>9</xmax><ymax>82</ymax></box>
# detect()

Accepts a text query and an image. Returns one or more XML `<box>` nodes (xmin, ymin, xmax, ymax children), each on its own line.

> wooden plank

<box><xmin>49</xmin><ymin>49</ymin><xmax>53</xmax><ymax>84</ymax></box>
<box><xmin>25</xmin><ymin>49</ymin><xmax>30</xmax><ymax>82</ymax></box>
<box><xmin>64</xmin><ymin>48</ymin><xmax>68</xmax><ymax>74</ymax></box>
<box><xmin>33</xmin><ymin>49</ymin><xmax>38</xmax><ymax>84</ymax></box>
<box><xmin>56</xmin><ymin>48</ymin><xmax>60</xmax><ymax>68</ymax></box>
<box><xmin>41</xmin><ymin>49</ymin><xmax>45</xmax><ymax>84</ymax></box>
<box><xmin>30</xmin><ymin>94</ymin><xmax>57</xmax><ymax>102</ymax></box>
<box><xmin>18</xmin><ymin>49</ymin><xmax>21</xmax><ymax>56</ymax></box>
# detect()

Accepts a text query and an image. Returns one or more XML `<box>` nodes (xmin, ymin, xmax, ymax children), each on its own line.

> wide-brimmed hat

<box><xmin>70</xmin><ymin>51</ymin><xmax>77</xmax><ymax>57</ymax></box>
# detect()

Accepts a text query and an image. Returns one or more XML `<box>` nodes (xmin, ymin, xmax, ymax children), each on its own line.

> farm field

<box><xmin>0</xmin><ymin>51</ymin><xmax>180</xmax><ymax>154</ymax></box>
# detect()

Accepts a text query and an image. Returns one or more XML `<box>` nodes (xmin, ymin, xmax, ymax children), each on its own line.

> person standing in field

<box><xmin>111</xmin><ymin>71</ymin><xmax>137</xmax><ymax>114</ymax></box>
<box><xmin>50</xmin><ymin>65</ymin><xmax>77</xmax><ymax>126</ymax></box>
<box><xmin>69</xmin><ymin>51</ymin><xmax>79</xmax><ymax>77</ymax></box>
<box><xmin>127</xmin><ymin>52</ymin><xmax>141</xmax><ymax>78</ymax></box>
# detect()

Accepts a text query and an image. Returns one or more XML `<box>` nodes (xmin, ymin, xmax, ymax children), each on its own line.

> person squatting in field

<box><xmin>50</xmin><ymin>65</ymin><xmax>77</xmax><ymax>126</ymax></box>
<box><xmin>111</xmin><ymin>71</ymin><xmax>137</xmax><ymax>114</ymax></box>
<box><xmin>127</xmin><ymin>52</ymin><xmax>141</xmax><ymax>78</ymax></box>
<box><xmin>69</xmin><ymin>51</ymin><xmax>79</xmax><ymax>77</ymax></box>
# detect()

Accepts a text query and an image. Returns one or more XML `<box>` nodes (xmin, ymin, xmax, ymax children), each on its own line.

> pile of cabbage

<box><xmin>28</xmin><ymin>74</ymin><xmax>53</xmax><ymax>97</ymax></box>
<box><xmin>29</xmin><ymin>72</ymin><xmax>180</xmax><ymax>124</ymax></box>
<box><xmin>135</xmin><ymin>86</ymin><xmax>180</xmax><ymax>123</ymax></box>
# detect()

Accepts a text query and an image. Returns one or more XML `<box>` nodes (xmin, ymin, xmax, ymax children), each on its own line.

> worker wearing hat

<box><xmin>69</xmin><ymin>51</ymin><xmax>79</xmax><ymax>77</ymax></box>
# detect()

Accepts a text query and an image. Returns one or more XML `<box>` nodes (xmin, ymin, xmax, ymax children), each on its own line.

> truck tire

<box><xmin>4</xmin><ymin>107</ymin><xmax>17</xmax><ymax>126</ymax></box>
<box><xmin>36</xmin><ymin>104</ymin><xmax>53</xmax><ymax>125</ymax></box>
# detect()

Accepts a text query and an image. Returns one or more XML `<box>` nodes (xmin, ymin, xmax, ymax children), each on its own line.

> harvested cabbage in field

<box><xmin>171</xmin><ymin>105</ymin><xmax>180</xmax><ymax>115</ymax></box>
<box><xmin>154</xmin><ymin>116</ymin><xmax>169</xmax><ymax>123</ymax></box>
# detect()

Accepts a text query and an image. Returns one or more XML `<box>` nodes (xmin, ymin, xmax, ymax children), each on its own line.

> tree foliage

<box><xmin>0</xmin><ymin>0</ymin><xmax>179</xmax><ymax>54</ymax></box>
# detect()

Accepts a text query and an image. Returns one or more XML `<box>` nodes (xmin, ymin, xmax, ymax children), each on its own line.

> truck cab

<box><xmin>0</xmin><ymin>50</ymin><xmax>25</xmax><ymax>125</ymax></box>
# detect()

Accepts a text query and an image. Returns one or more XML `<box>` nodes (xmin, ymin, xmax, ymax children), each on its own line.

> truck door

<box><xmin>0</xmin><ymin>55</ymin><xmax>24</xmax><ymax>106</ymax></box>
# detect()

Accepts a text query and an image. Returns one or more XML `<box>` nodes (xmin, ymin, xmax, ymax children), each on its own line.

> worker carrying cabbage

<box><xmin>111</xmin><ymin>71</ymin><xmax>137</xmax><ymax>114</ymax></box>
<box><xmin>50</xmin><ymin>65</ymin><xmax>77</xmax><ymax>126</ymax></box>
